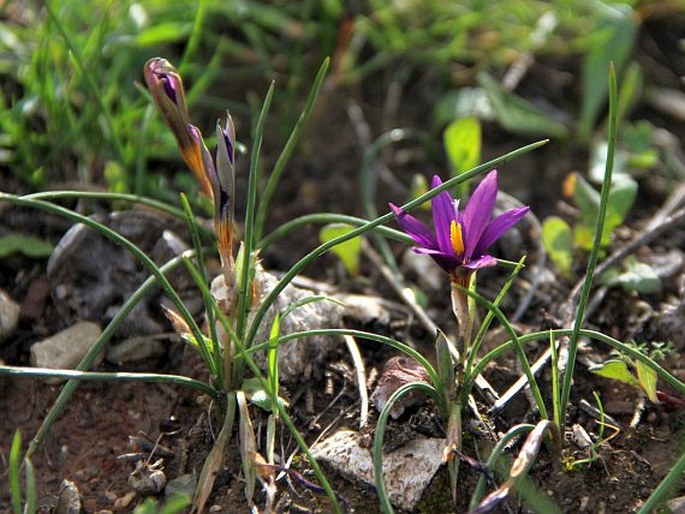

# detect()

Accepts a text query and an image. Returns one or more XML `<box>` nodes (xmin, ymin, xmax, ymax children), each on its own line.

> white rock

<box><xmin>0</xmin><ymin>288</ymin><xmax>20</xmax><ymax>342</ymax></box>
<box><xmin>311</xmin><ymin>429</ymin><xmax>445</xmax><ymax>511</ymax></box>
<box><xmin>30</xmin><ymin>322</ymin><xmax>103</xmax><ymax>370</ymax></box>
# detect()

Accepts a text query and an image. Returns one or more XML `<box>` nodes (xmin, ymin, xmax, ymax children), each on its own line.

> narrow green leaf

<box><xmin>589</xmin><ymin>360</ymin><xmax>639</xmax><ymax>387</ymax></box>
<box><xmin>542</xmin><ymin>217</ymin><xmax>574</xmax><ymax>278</ymax></box>
<box><xmin>268</xmin><ymin>313</ymin><xmax>280</xmax><ymax>398</ymax></box>
<box><xmin>478</xmin><ymin>73</ymin><xmax>568</xmax><ymax>137</ymax></box>
<box><xmin>319</xmin><ymin>223</ymin><xmax>362</xmax><ymax>276</ymax></box>
<box><xmin>9</xmin><ymin>430</ymin><xmax>22</xmax><ymax>514</ymax></box>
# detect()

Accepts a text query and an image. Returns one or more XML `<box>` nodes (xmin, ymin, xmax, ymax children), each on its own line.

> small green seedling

<box><xmin>542</xmin><ymin>171</ymin><xmax>637</xmax><ymax>277</ymax></box>
<box><xmin>563</xmin><ymin>392</ymin><xmax>621</xmax><ymax>472</ymax></box>
<box><xmin>601</xmin><ymin>256</ymin><xmax>661</xmax><ymax>294</ymax></box>
<box><xmin>590</xmin><ymin>341</ymin><xmax>677</xmax><ymax>403</ymax></box>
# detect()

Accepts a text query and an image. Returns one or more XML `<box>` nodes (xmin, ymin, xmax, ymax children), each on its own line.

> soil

<box><xmin>2</xmin><ymin>12</ymin><xmax>685</xmax><ymax>514</ymax></box>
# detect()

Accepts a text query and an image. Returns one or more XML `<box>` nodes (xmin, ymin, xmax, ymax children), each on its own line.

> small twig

<box><xmin>343</xmin><ymin>335</ymin><xmax>369</xmax><ymax>428</ymax></box>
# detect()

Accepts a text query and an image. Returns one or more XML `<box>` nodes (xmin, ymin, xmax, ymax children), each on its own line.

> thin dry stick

<box><xmin>343</xmin><ymin>335</ymin><xmax>369</xmax><ymax>428</ymax></box>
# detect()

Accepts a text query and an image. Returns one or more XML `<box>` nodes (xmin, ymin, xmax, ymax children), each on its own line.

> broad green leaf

<box><xmin>589</xmin><ymin>360</ymin><xmax>639</xmax><ymax>387</ymax></box>
<box><xmin>434</xmin><ymin>87</ymin><xmax>494</xmax><ymax>127</ymax></box>
<box><xmin>478</xmin><ymin>72</ymin><xmax>568</xmax><ymax>138</ymax></box>
<box><xmin>319</xmin><ymin>223</ymin><xmax>362</xmax><ymax>276</ymax></box>
<box><xmin>104</xmin><ymin>160</ymin><xmax>128</xmax><ymax>194</ymax></box>
<box><xmin>0</xmin><ymin>234</ymin><xmax>53</xmax><ymax>258</ymax></box>
<box><xmin>601</xmin><ymin>257</ymin><xmax>661</xmax><ymax>294</ymax></box>
<box><xmin>573</xmin><ymin>173</ymin><xmax>637</xmax><ymax>249</ymax></box>
<box><xmin>621</xmin><ymin>120</ymin><xmax>654</xmax><ymax>153</ymax></box>
<box><xmin>444</xmin><ymin>117</ymin><xmax>481</xmax><ymax>178</ymax></box>
<box><xmin>635</xmin><ymin>360</ymin><xmax>658</xmax><ymax>403</ymax></box>
<box><xmin>579</xmin><ymin>4</ymin><xmax>637</xmax><ymax>137</ymax></box>
<box><xmin>542</xmin><ymin>216</ymin><xmax>574</xmax><ymax>278</ymax></box>
<box><xmin>242</xmin><ymin>377</ymin><xmax>289</xmax><ymax>412</ymax></box>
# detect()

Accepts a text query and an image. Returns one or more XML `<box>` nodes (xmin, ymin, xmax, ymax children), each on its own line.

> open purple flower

<box><xmin>390</xmin><ymin>170</ymin><xmax>529</xmax><ymax>280</ymax></box>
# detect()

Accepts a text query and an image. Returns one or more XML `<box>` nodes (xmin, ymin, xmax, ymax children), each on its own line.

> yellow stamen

<box><xmin>450</xmin><ymin>220</ymin><xmax>464</xmax><ymax>256</ymax></box>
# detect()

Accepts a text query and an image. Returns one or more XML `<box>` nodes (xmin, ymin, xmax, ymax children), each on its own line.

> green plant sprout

<box><xmin>562</xmin><ymin>392</ymin><xmax>621</xmax><ymax>472</ymax></box>
<box><xmin>9</xmin><ymin>431</ymin><xmax>37</xmax><ymax>514</ymax></box>
<box><xmin>542</xmin><ymin>171</ymin><xmax>637</xmax><ymax>278</ymax></box>
<box><xmin>590</xmin><ymin>341</ymin><xmax>678</xmax><ymax>404</ymax></box>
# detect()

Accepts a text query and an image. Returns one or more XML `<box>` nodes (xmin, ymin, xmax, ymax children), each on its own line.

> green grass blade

<box><xmin>45</xmin><ymin>1</ymin><xmax>126</xmax><ymax>164</ymax></box>
<box><xmin>359</xmin><ymin>128</ymin><xmax>415</xmax><ymax>277</ymax></box>
<box><xmin>469</xmin><ymin>423</ymin><xmax>535</xmax><ymax>509</ymax></box>
<box><xmin>24</xmin><ymin>455</ymin><xmax>36</xmax><ymax>514</ymax></box>
<box><xmin>259</xmin><ymin>212</ymin><xmax>413</xmax><ymax>250</ymax></box>
<box><xmin>179</xmin><ymin>0</ymin><xmax>208</xmax><ymax>73</ymax></box>
<box><xmin>465</xmin><ymin>256</ymin><xmax>526</xmax><ymax>380</ymax></box>
<box><xmin>242</xmin><ymin>327</ymin><xmax>442</xmax><ymax>399</ymax></box>
<box><xmin>473</xmin><ymin>328</ymin><xmax>685</xmax><ymax>397</ymax></box>
<box><xmin>559</xmin><ymin>64</ymin><xmax>618</xmax><ymax>427</ymax></box>
<box><xmin>254</xmin><ymin>58</ymin><xmax>330</xmax><ymax>241</ymax></box>
<box><xmin>236</xmin><ymin>82</ymin><xmax>275</xmax><ymax>340</ymax></box>
<box><xmin>179</xmin><ymin>193</ymin><xmax>223</xmax><ymax>385</ymax></box>
<box><xmin>9</xmin><ymin>430</ymin><xmax>22</xmax><ymax>514</ymax></box>
<box><xmin>457</xmin><ymin>285</ymin><xmax>547</xmax><ymax>418</ymax></box>
<box><xmin>373</xmin><ymin>382</ymin><xmax>441</xmax><ymax>513</ymax></box>
<box><xmin>0</xmin><ymin>366</ymin><xmax>218</xmax><ymax>400</ymax></box>
<box><xmin>637</xmin><ymin>446</ymin><xmax>685</xmax><ymax>513</ymax></box>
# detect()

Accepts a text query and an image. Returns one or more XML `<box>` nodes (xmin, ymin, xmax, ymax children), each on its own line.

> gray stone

<box><xmin>47</xmin><ymin>211</ymin><xmax>195</xmax><ymax>339</ymax></box>
<box><xmin>211</xmin><ymin>267</ymin><xmax>344</xmax><ymax>382</ymax></box>
<box><xmin>106</xmin><ymin>336</ymin><xmax>165</xmax><ymax>365</ymax></box>
<box><xmin>0</xmin><ymin>288</ymin><xmax>20</xmax><ymax>342</ymax></box>
<box><xmin>30</xmin><ymin>321</ymin><xmax>103</xmax><ymax>370</ymax></box>
<box><xmin>311</xmin><ymin>429</ymin><xmax>445</xmax><ymax>511</ymax></box>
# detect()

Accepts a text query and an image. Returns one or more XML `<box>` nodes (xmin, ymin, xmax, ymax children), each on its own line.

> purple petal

<box><xmin>429</xmin><ymin>175</ymin><xmax>458</xmax><ymax>255</ymax></box>
<box><xmin>463</xmin><ymin>170</ymin><xmax>498</xmax><ymax>260</ymax></box>
<box><xmin>389</xmin><ymin>203</ymin><xmax>437</xmax><ymax>250</ymax></box>
<box><xmin>462</xmin><ymin>254</ymin><xmax>498</xmax><ymax>270</ymax></box>
<box><xmin>413</xmin><ymin>247</ymin><xmax>459</xmax><ymax>273</ymax></box>
<box><xmin>473</xmin><ymin>206</ymin><xmax>530</xmax><ymax>257</ymax></box>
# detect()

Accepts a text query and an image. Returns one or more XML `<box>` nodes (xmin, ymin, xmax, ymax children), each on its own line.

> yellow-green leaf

<box><xmin>635</xmin><ymin>360</ymin><xmax>658</xmax><ymax>403</ymax></box>
<box><xmin>319</xmin><ymin>223</ymin><xmax>362</xmax><ymax>276</ymax></box>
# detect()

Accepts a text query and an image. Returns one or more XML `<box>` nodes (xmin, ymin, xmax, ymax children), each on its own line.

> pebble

<box><xmin>55</xmin><ymin>479</ymin><xmax>82</xmax><ymax>514</ymax></box>
<box><xmin>30</xmin><ymin>321</ymin><xmax>103</xmax><ymax>371</ymax></box>
<box><xmin>113</xmin><ymin>491</ymin><xmax>136</xmax><ymax>511</ymax></box>
<box><xmin>311</xmin><ymin>429</ymin><xmax>445</xmax><ymax>511</ymax></box>
<box><xmin>0</xmin><ymin>288</ymin><xmax>20</xmax><ymax>342</ymax></box>
<box><xmin>106</xmin><ymin>336</ymin><xmax>165</xmax><ymax>365</ymax></box>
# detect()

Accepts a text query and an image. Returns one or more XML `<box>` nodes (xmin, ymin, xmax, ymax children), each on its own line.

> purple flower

<box><xmin>390</xmin><ymin>170</ymin><xmax>529</xmax><ymax>279</ymax></box>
